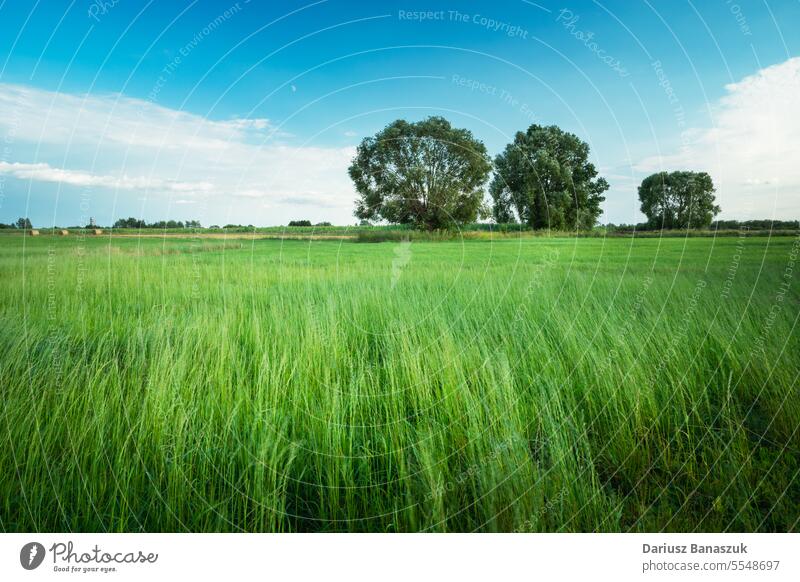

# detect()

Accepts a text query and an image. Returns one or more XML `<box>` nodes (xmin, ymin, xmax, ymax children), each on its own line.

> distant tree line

<box><xmin>710</xmin><ymin>219</ymin><xmax>800</xmax><ymax>230</ymax></box>
<box><xmin>112</xmin><ymin>217</ymin><xmax>202</xmax><ymax>229</ymax></box>
<box><xmin>287</xmin><ymin>220</ymin><xmax>332</xmax><ymax>227</ymax></box>
<box><xmin>607</xmin><ymin>219</ymin><xmax>800</xmax><ymax>233</ymax></box>
<box><xmin>0</xmin><ymin>218</ymin><xmax>33</xmax><ymax>229</ymax></box>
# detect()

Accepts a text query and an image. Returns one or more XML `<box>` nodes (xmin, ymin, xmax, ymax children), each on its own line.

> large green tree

<box><xmin>490</xmin><ymin>125</ymin><xmax>609</xmax><ymax>230</ymax></box>
<box><xmin>638</xmin><ymin>171</ymin><xmax>720</xmax><ymax>229</ymax></box>
<box><xmin>349</xmin><ymin>117</ymin><xmax>492</xmax><ymax>230</ymax></box>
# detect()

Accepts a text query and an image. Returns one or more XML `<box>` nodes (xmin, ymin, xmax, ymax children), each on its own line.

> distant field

<box><xmin>0</xmin><ymin>234</ymin><xmax>798</xmax><ymax>532</ymax></box>
<box><xmin>2</xmin><ymin>224</ymin><xmax>798</xmax><ymax>240</ymax></box>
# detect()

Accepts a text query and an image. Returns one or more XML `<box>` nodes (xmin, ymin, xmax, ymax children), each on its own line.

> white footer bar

<box><xmin>1</xmin><ymin>533</ymin><xmax>798</xmax><ymax>581</ymax></box>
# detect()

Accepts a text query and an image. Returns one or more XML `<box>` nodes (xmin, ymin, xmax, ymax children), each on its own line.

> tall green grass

<box><xmin>0</xmin><ymin>234</ymin><xmax>798</xmax><ymax>532</ymax></box>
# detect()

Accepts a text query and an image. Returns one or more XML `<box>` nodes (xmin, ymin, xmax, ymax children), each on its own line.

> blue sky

<box><xmin>0</xmin><ymin>0</ymin><xmax>798</xmax><ymax>227</ymax></box>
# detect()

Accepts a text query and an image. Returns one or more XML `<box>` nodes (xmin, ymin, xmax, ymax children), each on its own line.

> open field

<box><xmin>0</xmin><ymin>234</ymin><xmax>798</xmax><ymax>532</ymax></box>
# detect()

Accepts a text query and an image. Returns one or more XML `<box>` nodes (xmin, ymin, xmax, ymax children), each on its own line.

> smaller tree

<box><xmin>490</xmin><ymin>125</ymin><xmax>608</xmax><ymax>230</ymax></box>
<box><xmin>638</xmin><ymin>171</ymin><xmax>720</xmax><ymax>229</ymax></box>
<box><xmin>15</xmin><ymin>217</ymin><xmax>33</xmax><ymax>230</ymax></box>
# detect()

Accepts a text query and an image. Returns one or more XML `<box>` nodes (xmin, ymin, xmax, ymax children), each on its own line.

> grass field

<box><xmin>1</xmin><ymin>233</ymin><xmax>798</xmax><ymax>532</ymax></box>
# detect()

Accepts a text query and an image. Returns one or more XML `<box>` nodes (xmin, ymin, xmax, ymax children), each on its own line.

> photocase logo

<box><xmin>20</xmin><ymin>542</ymin><xmax>46</xmax><ymax>570</ymax></box>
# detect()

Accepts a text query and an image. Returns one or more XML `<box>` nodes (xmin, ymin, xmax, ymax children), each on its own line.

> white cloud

<box><xmin>0</xmin><ymin>83</ymin><xmax>357</xmax><ymax>223</ymax></box>
<box><xmin>0</xmin><ymin>83</ymin><xmax>280</xmax><ymax>152</ymax></box>
<box><xmin>0</xmin><ymin>161</ymin><xmax>213</xmax><ymax>194</ymax></box>
<box><xmin>224</xmin><ymin>118</ymin><xmax>272</xmax><ymax>131</ymax></box>
<box><xmin>636</xmin><ymin>57</ymin><xmax>800</xmax><ymax>219</ymax></box>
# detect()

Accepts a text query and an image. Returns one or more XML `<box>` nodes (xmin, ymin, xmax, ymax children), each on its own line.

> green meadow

<box><xmin>0</xmin><ymin>233</ymin><xmax>798</xmax><ymax>532</ymax></box>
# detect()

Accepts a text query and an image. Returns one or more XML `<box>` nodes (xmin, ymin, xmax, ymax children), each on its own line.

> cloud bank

<box><xmin>0</xmin><ymin>83</ymin><xmax>356</xmax><ymax>224</ymax></box>
<box><xmin>636</xmin><ymin>57</ymin><xmax>800</xmax><ymax>219</ymax></box>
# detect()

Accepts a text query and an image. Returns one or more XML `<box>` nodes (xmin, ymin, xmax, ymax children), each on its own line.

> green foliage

<box><xmin>490</xmin><ymin>124</ymin><xmax>609</xmax><ymax>230</ymax></box>
<box><xmin>288</xmin><ymin>220</ymin><xmax>313</xmax><ymax>227</ymax></box>
<box><xmin>638</xmin><ymin>171</ymin><xmax>720</xmax><ymax>229</ymax></box>
<box><xmin>15</xmin><ymin>217</ymin><xmax>33</xmax><ymax>230</ymax></box>
<box><xmin>711</xmin><ymin>219</ymin><xmax>799</xmax><ymax>230</ymax></box>
<box><xmin>349</xmin><ymin>116</ymin><xmax>492</xmax><ymax>230</ymax></box>
<box><xmin>112</xmin><ymin>217</ymin><xmax>201</xmax><ymax>229</ymax></box>
<box><xmin>113</xmin><ymin>217</ymin><xmax>146</xmax><ymax>228</ymax></box>
<box><xmin>0</xmin><ymin>235</ymin><xmax>798</xmax><ymax>532</ymax></box>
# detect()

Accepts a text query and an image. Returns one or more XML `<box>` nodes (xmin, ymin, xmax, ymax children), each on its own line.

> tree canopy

<box><xmin>490</xmin><ymin>124</ymin><xmax>609</xmax><ymax>230</ymax></box>
<box><xmin>349</xmin><ymin>117</ymin><xmax>492</xmax><ymax>230</ymax></box>
<box><xmin>112</xmin><ymin>217</ymin><xmax>200</xmax><ymax>229</ymax></box>
<box><xmin>638</xmin><ymin>171</ymin><xmax>720</xmax><ymax>229</ymax></box>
